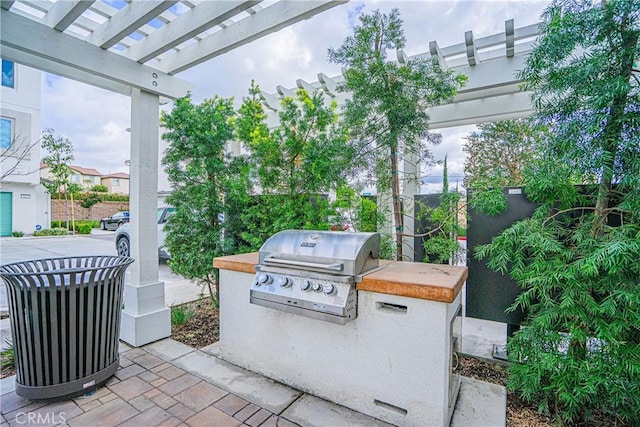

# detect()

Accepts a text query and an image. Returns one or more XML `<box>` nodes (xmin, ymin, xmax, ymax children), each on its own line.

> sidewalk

<box><xmin>0</xmin><ymin>338</ymin><xmax>506</xmax><ymax>427</ymax></box>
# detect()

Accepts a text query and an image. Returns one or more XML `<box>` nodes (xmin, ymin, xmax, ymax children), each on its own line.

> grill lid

<box><xmin>258</xmin><ymin>230</ymin><xmax>380</xmax><ymax>277</ymax></box>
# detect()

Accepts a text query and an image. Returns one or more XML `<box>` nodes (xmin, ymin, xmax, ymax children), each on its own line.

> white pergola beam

<box><xmin>90</xmin><ymin>1</ymin><xmax>178</xmax><ymax>49</ymax></box>
<box><xmin>159</xmin><ymin>0</ymin><xmax>348</xmax><ymax>74</ymax></box>
<box><xmin>397</xmin><ymin>49</ymin><xmax>408</xmax><ymax>65</ymax></box>
<box><xmin>260</xmin><ymin>91</ymin><xmax>281</xmax><ymax>111</ymax></box>
<box><xmin>505</xmin><ymin>19</ymin><xmax>515</xmax><ymax>57</ymax></box>
<box><xmin>1</xmin><ymin>44</ymin><xmax>132</xmax><ymax>96</ymax></box>
<box><xmin>465</xmin><ymin>30</ymin><xmax>479</xmax><ymax>66</ymax></box>
<box><xmin>296</xmin><ymin>78</ymin><xmax>316</xmax><ymax>94</ymax></box>
<box><xmin>429</xmin><ymin>40</ymin><xmax>448</xmax><ymax>70</ymax></box>
<box><xmin>317</xmin><ymin>72</ymin><xmax>337</xmax><ymax>96</ymax></box>
<box><xmin>45</xmin><ymin>0</ymin><xmax>95</xmax><ymax>31</ymax></box>
<box><xmin>428</xmin><ymin>91</ymin><xmax>533</xmax><ymax>129</ymax></box>
<box><xmin>126</xmin><ymin>0</ymin><xmax>261</xmax><ymax>64</ymax></box>
<box><xmin>1</xmin><ymin>1</ymin><xmax>15</xmax><ymax>11</ymax></box>
<box><xmin>276</xmin><ymin>85</ymin><xmax>296</xmax><ymax>98</ymax></box>
<box><xmin>1</xmin><ymin>11</ymin><xmax>191</xmax><ymax>99</ymax></box>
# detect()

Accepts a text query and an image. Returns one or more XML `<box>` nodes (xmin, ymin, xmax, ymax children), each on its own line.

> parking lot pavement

<box><xmin>0</xmin><ymin>230</ymin><xmax>202</xmax><ymax>314</ymax></box>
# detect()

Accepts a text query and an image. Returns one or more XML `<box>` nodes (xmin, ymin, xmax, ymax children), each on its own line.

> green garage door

<box><xmin>0</xmin><ymin>192</ymin><xmax>12</xmax><ymax>236</ymax></box>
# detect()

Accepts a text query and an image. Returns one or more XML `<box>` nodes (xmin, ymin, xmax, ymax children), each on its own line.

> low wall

<box><xmin>49</xmin><ymin>200</ymin><xmax>129</xmax><ymax>224</ymax></box>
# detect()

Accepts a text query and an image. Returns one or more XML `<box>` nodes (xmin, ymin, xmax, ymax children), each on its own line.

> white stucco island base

<box><xmin>212</xmin><ymin>253</ymin><xmax>467</xmax><ymax>427</ymax></box>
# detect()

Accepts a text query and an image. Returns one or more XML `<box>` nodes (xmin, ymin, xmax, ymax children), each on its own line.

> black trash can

<box><xmin>0</xmin><ymin>255</ymin><xmax>134</xmax><ymax>400</ymax></box>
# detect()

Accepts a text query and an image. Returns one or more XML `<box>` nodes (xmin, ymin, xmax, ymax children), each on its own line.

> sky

<box><xmin>40</xmin><ymin>0</ymin><xmax>549</xmax><ymax>193</ymax></box>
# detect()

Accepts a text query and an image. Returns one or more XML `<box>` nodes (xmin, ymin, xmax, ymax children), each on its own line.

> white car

<box><xmin>114</xmin><ymin>206</ymin><xmax>175</xmax><ymax>260</ymax></box>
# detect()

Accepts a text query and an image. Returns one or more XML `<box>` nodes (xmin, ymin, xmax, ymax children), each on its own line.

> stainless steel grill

<box><xmin>250</xmin><ymin>230</ymin><xmax>380</xmax><ymax>324</ymax></box>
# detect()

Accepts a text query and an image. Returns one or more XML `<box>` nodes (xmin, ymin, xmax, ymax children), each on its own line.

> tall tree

<box><xmin>41</xmin><ymin>129</ymin><xmax>74</xmax><ymax>227</ymax></box>
<box><xmin>235</xmin><ymin>82</ymin><xmax>354</xmax><ymax>249</ymax></box>
<box><xmin>463</xmin><ymin>118</ymin><xmax>549</xmax><ymax>190</ymax></box>
<box><xmin>161</xmin><ymin>95</ymin><xmax>238</xmax><ymax>304</ymax></box>
<box><xmin>476</xmin><ymin>1</ymin><xmax>640</xmax><ymax>423</ymax></box>
<box><xmin>328</xmin><ymin>8</ymin><xmax>466</xmax><ymax>260</ymax></box>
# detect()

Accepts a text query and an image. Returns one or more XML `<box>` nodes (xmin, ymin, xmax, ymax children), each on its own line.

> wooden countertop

<box><xmin>213</xmin><ymin>253</ymin><xmax>467</xmax><ymax>303</ymax></box>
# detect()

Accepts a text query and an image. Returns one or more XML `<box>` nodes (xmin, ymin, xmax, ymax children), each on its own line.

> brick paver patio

<box><xmin>0</xmin><ymin>341</ymin><xmax>305</xmax><ymax>427</ymax></box>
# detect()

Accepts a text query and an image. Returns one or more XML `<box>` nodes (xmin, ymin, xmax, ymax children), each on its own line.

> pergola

<box><xmin>0</xmin><ymin>0</ymin><xmax>347</xmax><ymax>346</ymax></box>
<box><xmin>259</xmin><ymin>19</ymin><xmax>541</xmax><ymax>260</ymax></box>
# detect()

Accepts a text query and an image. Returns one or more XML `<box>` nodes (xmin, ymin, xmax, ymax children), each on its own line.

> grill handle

<box><xmin>263</xmin><ymin>256</ymin><xmax>344</xmax><ymax>272</ymax></box>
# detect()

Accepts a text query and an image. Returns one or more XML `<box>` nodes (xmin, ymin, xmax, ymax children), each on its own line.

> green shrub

<box><xmin>53</xmin><ymin>220</ymin><xmax>97</xmax><ymax>230</ymax></box>
<box><xmin>74</xmin><ymin>223</ymin><xmax>92</xmax><ymax>234</ymax></box>
<box><xmin>58</xmin><ymin>192</ymin><xmax>129</xmax><ymax>202</ymax></box>
<box><xmin>0</xmin><ymin>339</ymin><xmax>14</xmax><ymax>371</ymax></box>
<box><xmin>171</xmin><ymin>304</ymin><xmax>195</xmax><ymax>326</ymax></box>
<box><xmin>34</xmin><ymin>227</ymin><xmax>69</xmax><ymax>236</ymax></box>
<box><xmin>90</xmin><ymin>185</ymin><xmax>108</xmax><ymax>192</ymax></box>
<box><xmin>80</xmin><ymin>194</ymin><xmax>101</xmax><ymax>209</ymax></box>
<box><xmin>11</xmin><ymin>231</ymin><xmax>24</xmax><ymax>237</ymax></box>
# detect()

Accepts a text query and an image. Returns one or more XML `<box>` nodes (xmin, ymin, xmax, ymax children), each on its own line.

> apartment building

<box><xmin>0</xmin><ymin>59</ymin><xmax>49</xmax><ymax>236</ymax></box>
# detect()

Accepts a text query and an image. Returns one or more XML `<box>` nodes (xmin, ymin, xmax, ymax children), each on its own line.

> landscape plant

<box><xmin>89</xmin><ymin>184</ymin><xmax>108</xmax><ymax>192</ymax></box>
<box><xmin>328</xmin><ymin>8</ymin><xmax>466</xmax><ymax>260</ymax></box>
<box><xmin>161</xmin><ymin>95</ymin><xmax>238</xmax><ymax>305</ymax></box>
<box><xmin>475</xmin><ymin>1</ymin><xmax>640</xmax><ymax>423</ymax></box>
<box><xmin>33</xmin><ymin>228</ymin><xmax>68</xmax><ymax>236</ymax></box>
<box><xmin>41</xmin><ymin>129</ymin><xmax>74</xmax><ymax>228</ymax></box>
<box><xmin>235</xmin><ymin>82</ymin><xmax>354</xmax><ymax>249</ymax></box>
<box><xmin>420</xmin><ymin>157</ymin><xmax>463</xmax><ymax>264</ymax></box>
<box><xmin>170</xmin><ymin>304</ymin><xmax>195</xmax><ymax>326</ymax></box>
<box><xmin>463</xmin><ymin>118</ymin><xmax>550</xmax><ymax>214</ymax></box>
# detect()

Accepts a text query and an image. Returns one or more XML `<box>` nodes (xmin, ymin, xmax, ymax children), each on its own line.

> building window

<box><xmin>0</xmin><ymin>117</ymin><xmax>12</xmax><ymax>149</ymax></box>
<box><xmin>113</xmin><ymin>178</ymin><xmax>120</xmax><ymax>186</ymax></box>
<box><xmin>2</xmin><ymin>59</ymin><xmax>14</xmax><ymax>88</ymax></box>
<box><xmin>71</xmin><ymin>174</ymin><xmax>79</xmax><ymax>183</ymax></box>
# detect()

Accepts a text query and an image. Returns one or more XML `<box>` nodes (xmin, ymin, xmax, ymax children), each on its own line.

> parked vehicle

<box><xmin>99</xmin><ymin>211</ymin><xmax>129</xmax><ymax>231</ymax></box>
<box><xmin>114</xmin><ymin>206</ymin><xmax>175</xmax><ymax>260</ymax></box>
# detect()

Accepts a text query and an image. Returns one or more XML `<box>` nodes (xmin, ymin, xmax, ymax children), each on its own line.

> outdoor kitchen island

<box><xmin>213</xmin><ymin>248</ymin><xmax>467</xmax><ymax>427</ymax></box>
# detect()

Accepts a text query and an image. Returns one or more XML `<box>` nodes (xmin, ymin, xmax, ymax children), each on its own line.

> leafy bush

<box><xmin>55</xmin><ymin>220</ymin><xmax>99</xmax><ymax>230</ymax></box>
<box><xmin>0</xmin><ymin>339</ymin><xmax>14</xmax><ymax>371</ymax></box>
<box><xmin>475</xmin><ymin>2</ymin><xmax>640</xmax><ymax>424</ymax></box>
<box><xmin>96</xmin><ymin>194</ymin><xmax>129</xmax><ymax>202</ymax></box>
<box><xmin>11</xmin><ymin>231</ymin><xmax>24</xmax><ymax>237</ymax></box>
<box><xmin>90</xmin><ymin>184</ymin><xmax>108</xmax><ymax>192</ymax></box>
<box><xmin>171</xmin><ymin>304</ymin><xmax>195</xmax><ymax>326</ymax></box>
<box><xmin>58</xmin><ymin>192</ymin><xmax>129</xmax><ymax>202</ymax></box>
<box><xmin>356</xmin><ymin>197</ymin><xmax>378</xmax><ymax>232</ymax></box>
<box><xmin>73</xmin><ymin>222</ymin><xmax>92</xmax><ymax>234</ymax></box>
<box><xmin>80</xmin><ymin>194</ymin><xmax>101</xmax><ymax>209</ymax></box>
<box><xmin>34</xmin><ymin>227</ymin><xmax>69</xmax><ymax>236</ymax></box>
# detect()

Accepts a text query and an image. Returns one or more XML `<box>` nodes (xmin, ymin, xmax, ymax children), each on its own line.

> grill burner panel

<box><xmin>250</xmin><ymin>269</ymin><xmax>357</xmax><ymax>324</ymax></box>
<box><xmin>251</xmin><ymin>230</ymin><xmax>380</xmax><ymax>324</ymax></box>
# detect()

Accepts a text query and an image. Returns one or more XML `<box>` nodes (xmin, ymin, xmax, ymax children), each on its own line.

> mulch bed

<box><xmin>170</xmin><ymin>298</ymin><xmax>220</xmax><ymax>348</ymax></box>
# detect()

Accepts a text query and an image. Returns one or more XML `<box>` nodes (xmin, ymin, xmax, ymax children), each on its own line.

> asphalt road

<box><xmin>0</xmin><ymin>230</ymin><xmax>202</xmax><ymax>328</ymax></box>
<box><xmin>0</xmin><ymin>230</ymin><xmax>118</xmax><ymax>265</ymax></box>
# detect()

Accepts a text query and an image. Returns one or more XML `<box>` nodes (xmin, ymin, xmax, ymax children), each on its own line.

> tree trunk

<box><xmin>591</xmin><ymin>27</ymin><xmax>637</xmax><ymax>237</ymax></box>
<box><xmin>390</xmin><ymin>138</ymin><xmax>403</xmax><ymax>261</ymax></box>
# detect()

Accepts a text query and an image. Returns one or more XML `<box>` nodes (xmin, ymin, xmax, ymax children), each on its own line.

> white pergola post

<box><xmin>120</xmin><ymin>88</ymin><xmax>170</xmax><ymax>347</ymax></box>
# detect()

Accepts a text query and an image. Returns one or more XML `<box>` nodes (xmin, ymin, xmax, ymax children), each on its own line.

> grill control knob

<box><xmin>300</xmin><ymin>280</ymin><xmax>311</xmax><ymax>291</ymax></box>
<box><xmin>257</xmin><ymin>273</ymin><xmax>272</xmax><ymax>285</ymax></box>
<box><xmin>323</xmin><ymin>283</ymin><xmax>337</xmax><ymax>295</ymax></box>
<box><xmin>312</xmin><ymin>283</ymin><xmax>323</xmax><ymax>292</ymax></box>
<box><xmin>277</xmin><ymin>276</ymin><xmax>291</xmax><ymax>288</ymax></box>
